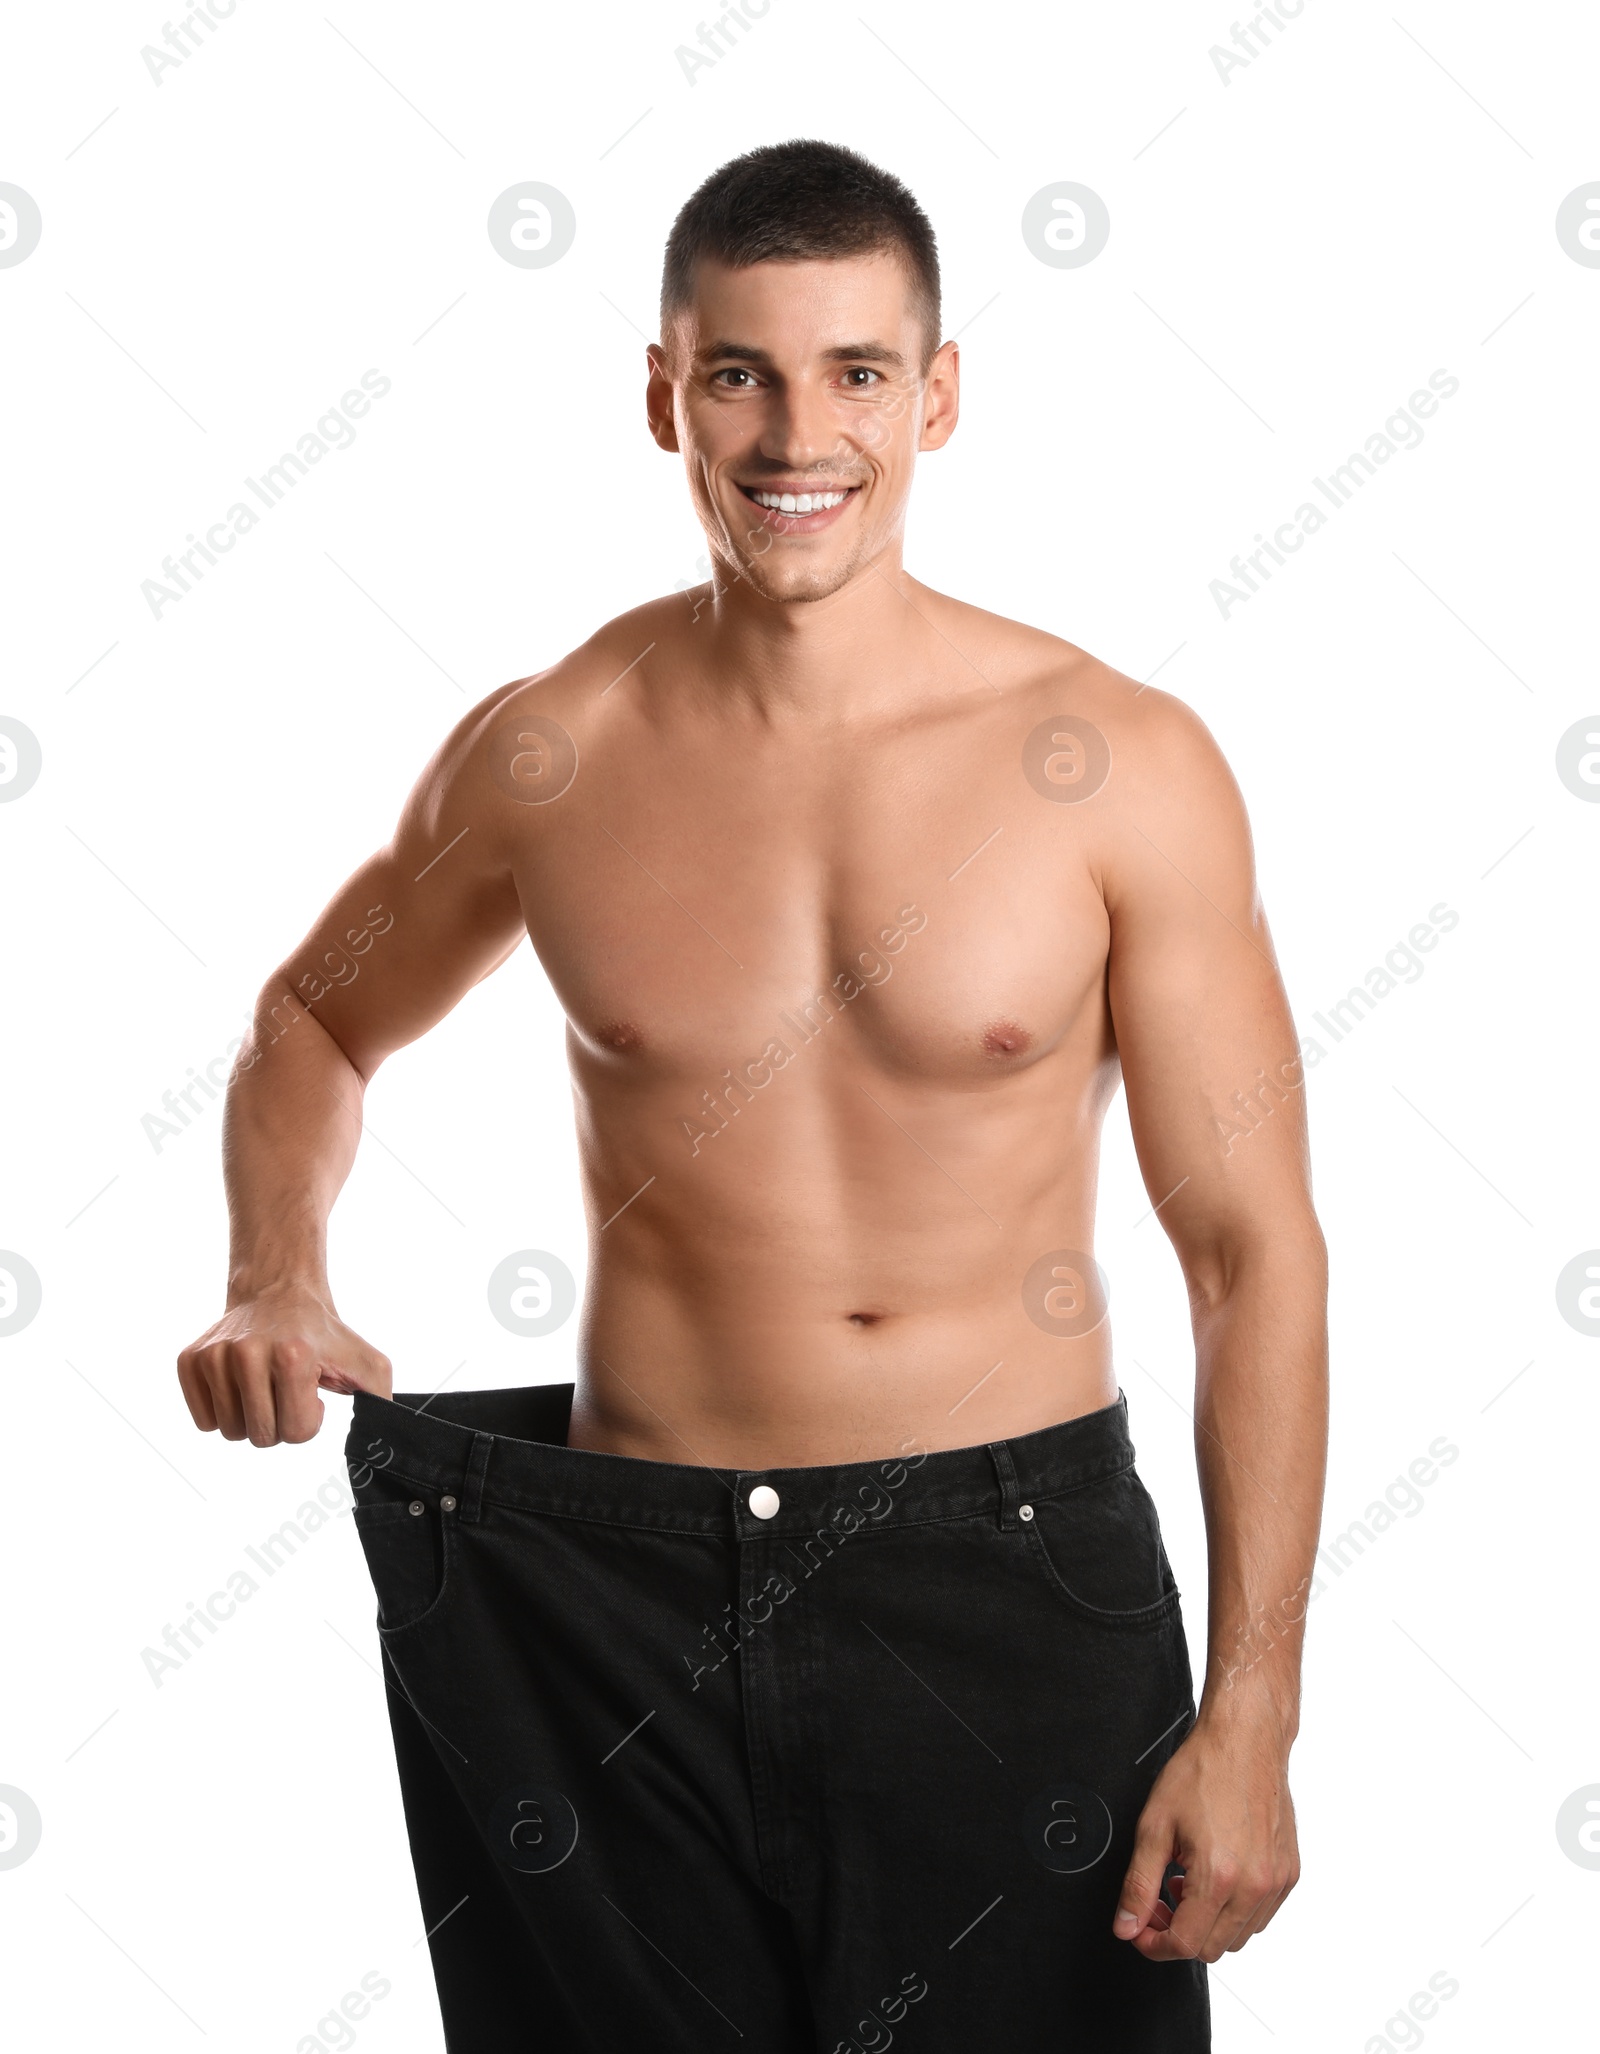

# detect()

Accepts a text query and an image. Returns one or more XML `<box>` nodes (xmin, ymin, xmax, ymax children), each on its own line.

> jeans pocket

<box><xmin>1022</xmin><ymin>1465</ymin><xmax>1181</xmax><ymax>1629</ymax></box>
<box><xmin>352</xmin><ymin>1473</ymin><xmax>454</xmax><ymax>1633</ymax></box>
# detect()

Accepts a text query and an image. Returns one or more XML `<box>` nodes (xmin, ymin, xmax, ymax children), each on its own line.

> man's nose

<box><xmin>759</xmin><ymin>382</ymin><xmax>848</xmax><ymax>474</ymax></box>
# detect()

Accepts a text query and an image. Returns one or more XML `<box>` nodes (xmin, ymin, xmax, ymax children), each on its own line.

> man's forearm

<box><xmin>1187</xmin><ymin>1228</ymin><xmax>1329</xmax><ymax>1740</ymax></box>
<box><xmin>222</xmin><ymin>993</ymin><xmax>366</xmax><ymax>1304</ymax></box>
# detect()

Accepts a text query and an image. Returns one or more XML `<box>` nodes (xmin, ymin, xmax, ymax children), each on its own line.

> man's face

<box><xmin>647</xmin><ymin>251</ymin><xmax>959</xmax><ymax>604</ymax></box>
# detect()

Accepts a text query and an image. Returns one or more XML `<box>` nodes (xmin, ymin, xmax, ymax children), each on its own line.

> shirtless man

<box><xmin>178</xmin><ymin>141</ymin><xmax>1327</xmax><ymax>2051</ymax></box>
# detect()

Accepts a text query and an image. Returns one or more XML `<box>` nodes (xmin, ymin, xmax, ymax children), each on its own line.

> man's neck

<box><xmin>684</xmin><ymin>544</ymin><xmax>954</xmax><ymax>724</ymax></box>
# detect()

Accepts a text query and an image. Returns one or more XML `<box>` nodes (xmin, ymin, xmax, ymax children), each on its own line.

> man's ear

<box><xmin>646</xmin><ymin>345</ymin><xmax>680</xmax><ymax>453</ymax></box>
<box><xmin>918</xmin><ymin>339</ymin><xmax>960</xmax><ymax>453</ymax></box>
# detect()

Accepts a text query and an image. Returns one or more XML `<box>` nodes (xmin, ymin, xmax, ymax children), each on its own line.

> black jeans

<box><xmin>346</xmin><ymin>1385</ymin><xmax>1209</xmax><ymax>2052</ymax></box>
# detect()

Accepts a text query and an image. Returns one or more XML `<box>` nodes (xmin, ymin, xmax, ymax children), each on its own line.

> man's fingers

<box><xmin>316</xmin><ymin>1347</ymin><xmax>393</xmax><ymax>1401</ymax></box>
<box><xmin>198</xmin><ymin>1348</ymin><xmax>248</xmax><ymax>1440</ymax></box>
<box><xmin>1226</xmin><ymin>1882</ymin><xmax>1284</xmax><ymax>1951</ymax></box>
<box><xmin>1146</xmin><ymin>1865</ymin><xmax>1184</xmax><ymax>1932</ymax></box>
<box><xmin>1227</xmin><ymin>1862</ymin><xmax>1299</xmax><ymax>1949</ymax></box>
<box><xmin>1213</xmin><ymin>1883</ymin><xmax>1273</xmax><ymax>1958</ymax></box>
<box><xmin>176</xmin><ymin>1351</ymin><xmax>218</xmax><ymax>1433</ymax></box>
<box><xmin>225</xmin><ymin>1339</ymin><xmax>280</xmax><ymax>1446</ymax></box>
<box><xmin>1132</xmin><ymin>1905</ymin><xmax>1204</xmax><ymax>1962</ymax></box>
<box><xmin>1133</xmin><ymin>1852</ymin><xmax>1238</xmax><ymax>1963</ymax></box>
<box><xmin>1114</xmin><ymin>1812</ymin><xmax>1176</xmax><ymax>1940</ymax></box>
<box><xmin>1225</xmin><ymin>1899</ymin><xmax>1275</xmax><ymax>1951</ymax></box>
<box><xmin>1140</xmin><ymin>1859</ymin><xmax>1283</xmax><ymax>1963</ymax></box>
<box><xmin>178</xmin><ymin>1307</ymin><xmax>390</xmax><ymax>1446</ymax></box>
<box><xmin>272</xmin><ymin>1337</ymin><xmax>326</xmax><ymax>1444</ymax></box>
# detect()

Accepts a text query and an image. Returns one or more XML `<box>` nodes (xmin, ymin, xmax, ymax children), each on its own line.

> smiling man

<box><xmin>179</xmin><ymin>140</ymin><xmax>1328</xmax><ymax>2051</ymax></box>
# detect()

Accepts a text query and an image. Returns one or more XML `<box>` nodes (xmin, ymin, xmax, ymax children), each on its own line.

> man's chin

<box><xmin>728</xmin><ymin>550</ymin><xmax>864</xmax><ymax>606</ymax></box>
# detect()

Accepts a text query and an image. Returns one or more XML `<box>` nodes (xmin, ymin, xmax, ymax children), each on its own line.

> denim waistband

<box><xmin>346</xmin><ymin>1384</ymin><xmax>1139</xmax><ymax>1540</ymax></box>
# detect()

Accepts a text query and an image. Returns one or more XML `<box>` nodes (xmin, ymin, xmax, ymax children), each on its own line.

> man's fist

<box><xmin>177</xmin><ymin>1289</ymin><xmax>391</xmax><ymax>1446</ymax></box>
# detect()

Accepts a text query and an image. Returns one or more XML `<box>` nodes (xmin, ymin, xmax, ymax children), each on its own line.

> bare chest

<box><xmin>506</xmin><ymin>720</ymin><xmax>1113</xmax><ymax>1089</ymax></box>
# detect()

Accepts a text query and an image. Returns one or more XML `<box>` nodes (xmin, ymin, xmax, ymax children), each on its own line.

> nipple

<box><xmin>982</xmin><ymin>1019</ymin><xmax>1033</xmax><ymax>1058</ymax></box>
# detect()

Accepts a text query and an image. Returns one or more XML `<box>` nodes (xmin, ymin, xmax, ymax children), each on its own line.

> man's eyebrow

<box><xmin>694</xmin><ymin>340</ymin><xmax>908</xmax><ymax>368</ymax></box>
<box><xmin>822</xmin><ymin>341</ymin><xmax>906</xmax><ymax>367</ymax></box>
<box><xmin>695</xmin><ymin>342</ymin><xmax>772</xmax><ymax>365</ymax></box>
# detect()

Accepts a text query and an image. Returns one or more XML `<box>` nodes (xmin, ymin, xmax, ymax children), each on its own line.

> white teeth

<box><xmin>750</xmin><ymin>488</ymin><xmax>849</xmax><ymax>513</ymax></box>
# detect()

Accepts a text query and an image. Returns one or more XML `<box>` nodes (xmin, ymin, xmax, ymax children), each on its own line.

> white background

<box><xmin>2</xmin><ymin>0</ymin><xmax>1596</xmax><ymax>2046</ymax></box>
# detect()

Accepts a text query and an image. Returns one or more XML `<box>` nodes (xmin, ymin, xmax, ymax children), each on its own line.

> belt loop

<box><xmin>988</xmin><ymin>1441</ymin><xmax>1021</xmax><ymax>1531</ymax></box>
<box><xmin>459</xmin><ymin>1430</ymin><xmax>494</xmax><ymax>1524</ymax></box>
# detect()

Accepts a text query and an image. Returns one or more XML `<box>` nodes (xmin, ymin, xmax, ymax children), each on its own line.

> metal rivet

<box><xmin>748</xmin><ymin>1484</ymin><xmax>780</xmax><ymax>1520</ymax></box>
<box><xmin>1019</xmin><ymin>1503</ymin><xmax>1035</xmax><ymax>1521</ymax></box>
<box><xmin>440</xmin><ymin>1495</ymin><xmax>457</xmax><ymax>1512</ymax></box>
<box><xmin>408</xmin><ymin>1500</ymin><xmax>425</xmax><ymax>1516</ymax></box>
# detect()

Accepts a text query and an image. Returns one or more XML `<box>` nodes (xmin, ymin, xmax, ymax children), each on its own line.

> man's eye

<box><xmin>842</xmin><ymin>367</ymin><xmax>881</xmax><ymax>387</ymax></box>
<box><xmin>712</xmin><ymin>368</ymin><xmax>758</xmax><ymax>388</ymax></box>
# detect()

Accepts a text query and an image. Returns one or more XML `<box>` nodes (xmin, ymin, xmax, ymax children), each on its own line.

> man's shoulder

<box><xmin>434</xmin><ymin>590</ymin><xmax>1239</xmax><ymax>824</ymax></box>
<box><xmin>973</xmin><ymin>625</ymin><xmax>1257</xmax><ymax>915</ymax></box>
<box><xmin>939</xmin><ymin>595</ymin><xmax>1233</xmax><ymax>791</ymax></box>
<box><xmin>461</xmin><ymin>597</ymin><xmax>682</xmax><ymax>734</ymax></box>
<box><xmin>404</xmin><ymin>600</ymin><xmax>679</xmax><ymax>852</ymax></box>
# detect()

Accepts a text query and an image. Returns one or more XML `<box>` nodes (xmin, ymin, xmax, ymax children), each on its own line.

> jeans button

<box><xmin>748</xmin><ymin>1485</ymin><xmax>780</xmax><ymax>1520</ymax></box>
<box><xmin>1019</xmin><ymin>1504</ymin><xmax>1035</xmax><ymax>1521</ymax></box>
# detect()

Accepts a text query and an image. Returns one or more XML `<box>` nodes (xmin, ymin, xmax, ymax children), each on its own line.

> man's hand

<box><xmin>177</xmin><ymin>1288</ymin><xmax>392</xmax><ymax>1447</ymax></box>
<box><xmin>1113</xmin><ymin>1709</ymin><xmax>1300</xmax><ymax>1962</ymax></box>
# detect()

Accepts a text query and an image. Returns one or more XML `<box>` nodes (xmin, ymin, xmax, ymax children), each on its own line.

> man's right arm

<box><xmin>177</xmin><ymin>681</ymin><xmax>534</xmax><ymax>1447</ymax></box>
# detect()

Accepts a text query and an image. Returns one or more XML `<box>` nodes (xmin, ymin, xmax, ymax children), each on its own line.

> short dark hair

<box><xmin>661</xmin><ymin>139</ymin><xmax>941</xmax><ymax>365</ymax></box>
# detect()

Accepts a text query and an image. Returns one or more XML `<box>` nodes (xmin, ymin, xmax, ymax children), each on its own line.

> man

<box><xmin>178</xmin><ymin>140</ymin><xmax>1327</xmax><ymax>2050</ymax></box>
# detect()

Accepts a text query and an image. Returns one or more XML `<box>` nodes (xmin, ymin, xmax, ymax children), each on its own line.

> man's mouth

<box><xmin>735</xmin><ymin>481</ymin><xmax>860</xmax><ymax>532</ymax></box>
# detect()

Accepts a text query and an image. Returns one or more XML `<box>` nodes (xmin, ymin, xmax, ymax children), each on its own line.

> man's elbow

<box><xmin>239</xmin><ymin>972</ymin><xmax>375</xmax><ymax>1088</ymax></box>
<box><xmin>1178</xmin><ymin>1212</ymin><xmax>1327</xmax><ymax>1315</ymax></box>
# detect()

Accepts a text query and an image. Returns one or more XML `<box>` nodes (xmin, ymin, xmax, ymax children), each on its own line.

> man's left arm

<box><xmin>1096</xmin><ymin>689</ymin><xmax>1329</xmax><ymax>1964</ymax></box>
